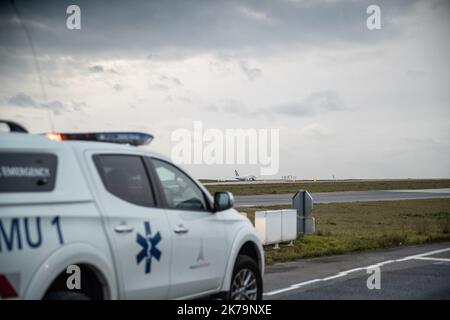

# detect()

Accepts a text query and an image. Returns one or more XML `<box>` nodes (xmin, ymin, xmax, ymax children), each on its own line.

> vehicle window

<box><xmin>95</xmin><ymin>155</ymin><xmax>155</xmax><ymax>207</ymax></box>
<box><xmin>152</xmin><ymin>159</ymin><xmax>206</xmax><ymax>211</ymax></box>
<box><xmin>0</xmin><ymin>153</ymin><xmax>57</xmax><ymax>192</ymax></box>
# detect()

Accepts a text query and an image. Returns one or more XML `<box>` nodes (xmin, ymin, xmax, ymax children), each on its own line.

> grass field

<box><xmin>205</xmin><ymin>179</ymin><xmax>450</xmax><ymax>196</ymax></box>
<box><xmin>237</xmin><ymin>198</ymin><xmax>450</xmax><ymax>265</ymax></box>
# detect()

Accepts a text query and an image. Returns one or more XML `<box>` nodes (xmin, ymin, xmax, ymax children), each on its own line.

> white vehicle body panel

<box><xmin>166</xmin><ymin>209</ymin><xmax>228</xmax><ymax>298</ymax></box>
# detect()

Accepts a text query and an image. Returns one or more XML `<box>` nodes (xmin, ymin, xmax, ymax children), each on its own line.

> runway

<box><xmin>264</xmin><ymin>242</ymin><xmax>450</xmax><ymax>300</ymax></box>
<box><xmin>235</xmin><ymin>188</ymin><xmax>450</xmax><ymax>207</ymax></box>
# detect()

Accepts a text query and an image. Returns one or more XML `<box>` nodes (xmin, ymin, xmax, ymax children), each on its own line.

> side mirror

<box><xmin>214</xmin><ymin>191</ymin><xmax>234</xmax><ymax>212</ymax></box>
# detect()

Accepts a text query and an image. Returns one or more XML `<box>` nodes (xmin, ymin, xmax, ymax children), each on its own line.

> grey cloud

<box><xmin>146</xmin><ymin>54</ymin><xmax>160</xmax><ymax>60</ymax></box>
<box><xmin>88</xmin><ymin>65</ymin><xmax>104</xmax><ymax>73</ymax></box>
<box><xmin>219</xmin><ymin>99</ymin><xmax>247</xmax><ymax>114</ymax></box>
<box><xmin>48</xmin><ymin>79</ymin><xmax>65</xmax><ymax>88</ymax></box>
<box><xmin>237</xmin><ymin>5</ymin><xmax>271</xmax><ymax>22</ymax></box>
<box><xmin>8</xmin><ymin>92</ymin><xmax>37</xmax><ymax>107</ymax></box>
<box><xmin>72</xmin><ymin>101</ymin><xmax>87</xmax><ymax>111</ymax></box>
<box><xmin>239</xmin><ymin>61</ymin><xmax>262</xmax><ymax>81</ymax></box>
<box><xmin>149</xmin><ymin>75</ymin><xmax>183</xmax><ymax>91</ymax></box>
<box><xmin>159</xmin><ymin>75</ymin><xmax>182</xmax><ymax>86</ymax></box>
<box><xmin>275</xmin><ymin>102</ymin><xmax>314</xmax><ymax>116</ymax></box>
<box><xmin>202</xmin><ymin>98</ymin><xmax>259</xmax><ymax>116</ymax></box>
<box><xmin>212</xmin><ymin>54</ymin><xmax>262</xmax><ymax>80</ymax></box>
<box><xmin>273</xmin><ymin>91</ymin><xmax>345</xmax><ymax>117</ymax></box>
<box><xmin>300</xmin><ymin>124</ymin><xmax>331</xmax><ymax>140</ymax></box>
<box><xmin>113</xmin><ymin>84</ymin><xmax>122</xmax><ymax>92</ymax></box>
<box><xmin>406</xmin><ymin>69</ymin><xmax>427</xmax><ymax>78</ymax></box>
<box><xmin>7</xmin><ymin>92</ymin><xmax>69</xmax><ymax>115</ymax></box>
<box><xmin>0</xmin><ymin>0</ymin><xmax>420</xmax><ymax>57</ymax></box>
<box><xmin>40</xmin><ymin>100</ymin><xmax>66</xmax><ymax>115</ymax></box>
<box><xmin>203</xmin><ymin>104</ymin><xmax>219</xmax><ymax>113</ymax></box>
<box><xmin>178</xmin><ymin>96</ymin><xmax>193</xmax><ymax>104</ymax></box>
<box><xmin>41</xmin><ymin>100</ymin><xmax>64</xmax><ymax>109</ymax></box>
<box><xmin>149</xmin><ymin>83</ymin><xmax>169</xmax><ymax>91</ymax></box>
<box><xmin>306</xmin><ymin>91</ymin><xmax>345</xmax><ymax>112</ymax></box>
<box><xmin>87</xmin><ymin>65</ymin><xmax>117</xmax><ymax>74</ymax></box>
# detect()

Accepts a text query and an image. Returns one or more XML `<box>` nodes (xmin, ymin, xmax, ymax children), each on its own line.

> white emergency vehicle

<box><xmin>0</xmin><ymin>121</ymin><xmax>264</xmax><ymax>300</ymax></box>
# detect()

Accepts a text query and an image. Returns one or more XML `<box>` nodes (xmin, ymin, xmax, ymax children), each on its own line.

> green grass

<box><xmin>237</xmin><ymin>198</ymin><xmax>450</xmax><ymax>265</ymax></box>
<box><xmin>199</xmin><ymin>179</ymin><xmax>219</xmax><ymax>184</ymax></box>
<box><xmin>205</xmin><ymin>179</ymin><xmax>450</xmax><ymax>196</ymax></box>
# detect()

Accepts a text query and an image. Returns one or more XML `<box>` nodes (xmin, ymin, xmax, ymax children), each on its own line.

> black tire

<box><xmin>227</xmin><ymin>255</ymin><xmax>263</xmax><ymax>300</ymax></box>
<box><xmin>44</xmin><ymin>291</ymin><xmax>90</xmax><ymax>300</ymax></box>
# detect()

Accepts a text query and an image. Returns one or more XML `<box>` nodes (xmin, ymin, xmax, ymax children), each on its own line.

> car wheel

<box><xmin>228</xmin><ymin>255</ymin><xmax>263</xmax><ymax>300</ymax></box>
<box><xmin>44</xmin><ymin>291</ymin><xmax>90</xmax><ymax>300</ymax></box>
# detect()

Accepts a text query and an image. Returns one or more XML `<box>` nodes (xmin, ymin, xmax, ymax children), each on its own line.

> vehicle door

<box><xmin>88</xmin><ymin>153</ymin><xmax>171</xmax><ymax>299</ymax></box>
<box><xmin>149</xmin><ymin>158</ymin><xmax>228</xmax><ymax>298</ymax></box>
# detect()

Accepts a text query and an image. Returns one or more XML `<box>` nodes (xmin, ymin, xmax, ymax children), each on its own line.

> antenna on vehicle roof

<box><xmin>0</xmin><ymin>119</ymin><xmax>28</xmax><ymax>133</ymax></box>
<box><xmin>10</xmin><ymin>0</ymin><xmax>55</xmax><ymax>132</ymax></box>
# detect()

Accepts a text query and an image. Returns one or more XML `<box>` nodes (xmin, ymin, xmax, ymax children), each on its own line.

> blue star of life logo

<box><xmin>136</xmin><ymin>221</ymin><xmax>162</xmax><ymax>274</ymax></box>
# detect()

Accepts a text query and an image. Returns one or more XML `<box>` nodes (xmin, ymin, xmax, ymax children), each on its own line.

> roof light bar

<box><xmin>44</xmin><ymin>132</ymin><xmax>153</xmax><ymax>146</ymax></box>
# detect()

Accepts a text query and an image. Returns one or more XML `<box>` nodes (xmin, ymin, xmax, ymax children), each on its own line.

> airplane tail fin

<box><xmin>235</xmin><ymin>170</ymin><xmax>239</xmax><ymax>177</ymax></box>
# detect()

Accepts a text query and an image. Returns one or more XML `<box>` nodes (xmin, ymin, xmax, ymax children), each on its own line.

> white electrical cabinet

<box><xmin>255</xmin><ymin>210</ymin><xmax>282</xmax><ymax>245</ymax></box>
<box><xmin>281</xmin><ymin>209</ymin><xmax>297</xmax><ymax>241</ymax></box>
<box><xmin>255</xmin><ymin>209</ymin><xmax>298</xmax><ymax>245</ymax></box>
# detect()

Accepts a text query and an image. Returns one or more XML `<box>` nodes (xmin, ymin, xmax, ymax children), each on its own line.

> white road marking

<box><xmin>413</xmin><ymin>257</ymin><xmax>450</xmax><ymax>262</ymax></box>
<box><xmin>264</xmin><ymin>247</ymin><xmax>450</xmax><ymax>296</ymax></box>
<box><xmin>395</xmin><ymin>247</ymin><xmax>450</xmax><ymax>261</ymax></box>
<box><xmin>388</xmin><ymin>188</ymin><xmax>450</xmax><ymax>194</ymax></box>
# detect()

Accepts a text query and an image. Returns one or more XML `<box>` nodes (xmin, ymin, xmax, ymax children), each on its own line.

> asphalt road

<box><xmin>235</xmin><ymin>188</ymin><xmax>450</xmax><ymax>207</ymax></box>
<box><xmin>263</xmin><ymin>242</ymin><xmax>450</xmax><ymax>300</ymax></box>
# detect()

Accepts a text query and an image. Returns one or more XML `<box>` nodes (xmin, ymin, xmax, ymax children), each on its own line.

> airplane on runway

<box><xmin>217</xmin><ymin>170</ymin><xmax>257</xmax><ymax>182</ymax></box>
<box><xmin>234</xmin><ymin>170</ymin><xmax>257</xmax><ymax>181</ymax></box>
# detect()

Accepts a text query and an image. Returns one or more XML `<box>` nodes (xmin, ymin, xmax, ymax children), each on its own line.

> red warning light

<box><xmin>0</xmin><ymin>274</ymin><xmax>19</xmax><ymax>299</ymax></box>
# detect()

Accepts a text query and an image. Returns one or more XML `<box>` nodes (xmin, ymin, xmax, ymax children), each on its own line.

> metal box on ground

<box><xmin>281</xmin><ymin>209</ymin><xmax>297</xmax><ymax>241</ymax></box>
<box><xmin>255</xmin><ymin>210</ymin><xmax>282</xmax><ymax>245</ymax></box>
<box><xmin>255</xmin><ymin>209</ymin><xmax>298</xmax><ymax>245</ymax></box>
<box><xmin>297</xmin><ymin>217</ymin><xmax>316</xmax><ymax>234</ymax></box>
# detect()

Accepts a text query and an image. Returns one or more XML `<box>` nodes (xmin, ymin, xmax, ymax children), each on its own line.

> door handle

<box><xmin>114</xmin><ymin>224</ymin><xmax>134</xmax><ymax>233</ymax></box>
<box><xmin>174</xmin><ymin>225</ymin><xmax>189</xmax><ymax>234</ymax></box>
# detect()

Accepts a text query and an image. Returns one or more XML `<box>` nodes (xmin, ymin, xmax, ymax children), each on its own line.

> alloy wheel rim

<box><xmin>230</xmin><ymin>268</ymin><xmax>258</xmax><ymax>300</ymax></box>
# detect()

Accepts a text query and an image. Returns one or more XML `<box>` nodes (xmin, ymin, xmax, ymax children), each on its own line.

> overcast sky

<box><xmin>0</xmin><ymin>0</ymin><xmax>449</xmax><ymax>179</ymax></box>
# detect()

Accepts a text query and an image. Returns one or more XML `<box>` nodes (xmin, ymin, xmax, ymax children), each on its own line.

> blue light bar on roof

<box><xmin>44</xmin><ymin>132</ymin><xmax>154</xmax><ymax>146</ymax></box>
<box><xmin>95</xmin><ymin>132</ymin><xmax>153</xmax><ymax>145</ymax></box>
